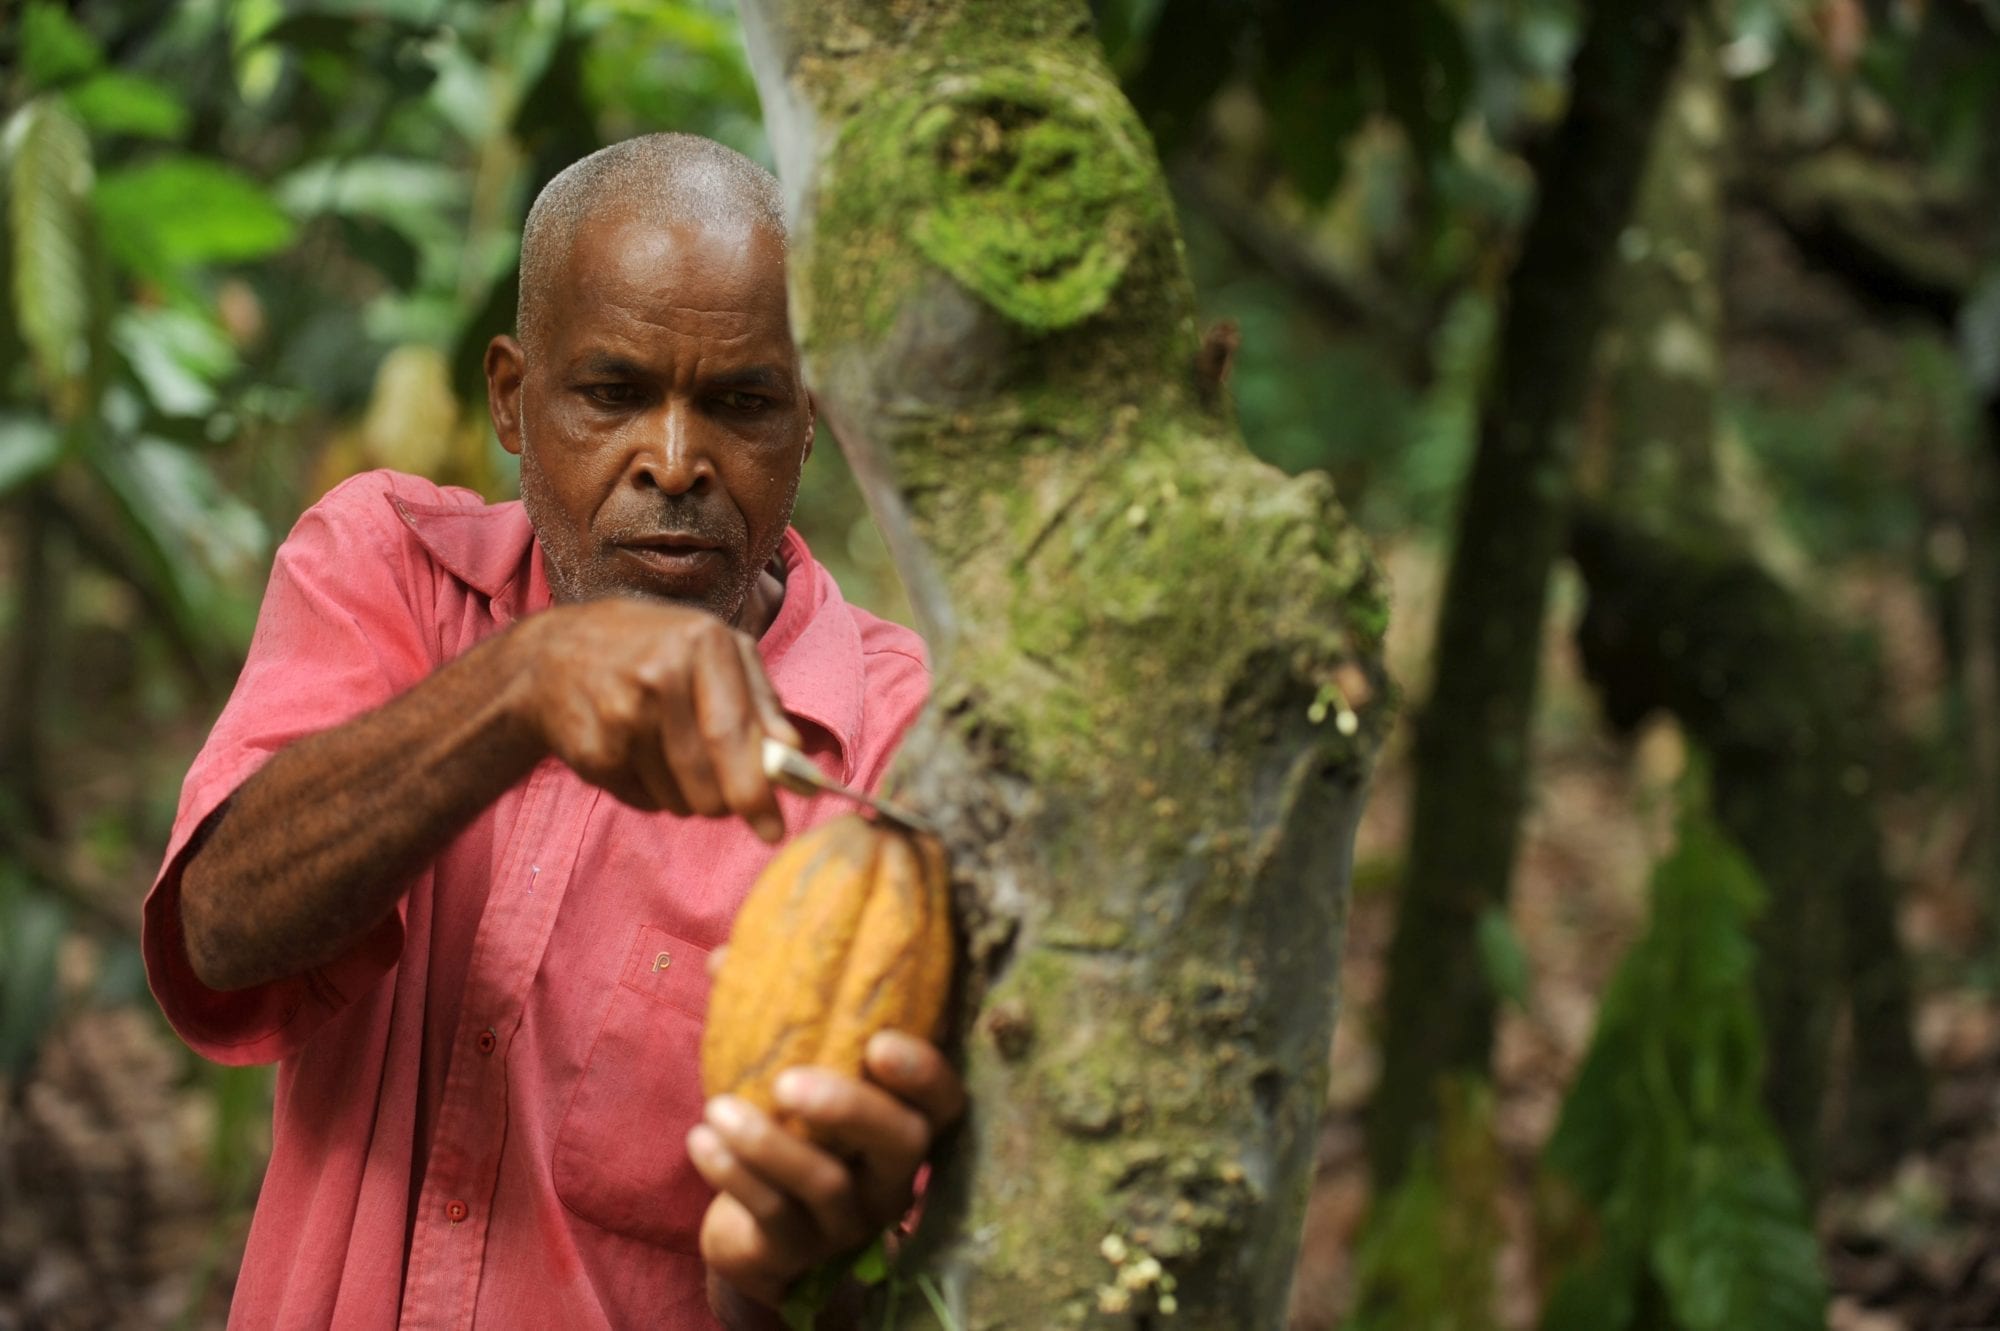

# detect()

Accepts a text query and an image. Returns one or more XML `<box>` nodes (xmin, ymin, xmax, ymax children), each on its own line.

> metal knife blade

<box><xmin>760</xmin><ymin>737</ymin><xmax>935</xmax><ymax>836</ymax></box>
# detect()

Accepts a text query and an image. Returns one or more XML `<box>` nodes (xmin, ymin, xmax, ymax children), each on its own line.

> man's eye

<box><xmin>716</xmin><ymin>391</ymin><xmax>768</xmax><ymax>413</ymax></box>
<box><xmin>584</xmin><ymin>384</ymin><xmax>639</xmax><ymax>406</ymax></box>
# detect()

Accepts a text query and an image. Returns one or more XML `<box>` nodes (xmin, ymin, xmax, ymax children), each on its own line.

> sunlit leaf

<box><xmin>5</xmin><ymin>97</ymin><xmax>96</xmax><ymax>420</ymax></box>
<box><xmin>66</xmin><ymin>72</ymin><xmax>190</xmax><ymax>141</ymax></box>
<box><xmin>113</xmin><ymin>306</ymin><xmax>241</xmax><ymax>418</ymax></box>
<box><xmin>275</xmin><ymin>156</ymin><xmax>463</xmax><ymax>233</ymax></box>
<box><xmin>125</xmin><ymin>436</ymin><xmax>268</xmax><ymax>585</ymax></box>
<box><xmin>83</xmin><ymin>436</ymin><xmax>265</xmax><ymax>654</ymax></box>
<box><xmin>94</xmin><ymin>156</ymin><xmax>297</xmax><ymax>284</ymax></box>
<box><xmin>0</xmin><ymin>413</ymin><xmax>63</xmax><ymax>495</ymax></box>
<box><xmin>1959</xmin><ymin>271</ymin><xmax>2000</xmax><ymax>399</ymax></box>
<box><xmin>21</xmin><ymin>2</ymin><xmax>104</xmax><ymax>91</ymax></box>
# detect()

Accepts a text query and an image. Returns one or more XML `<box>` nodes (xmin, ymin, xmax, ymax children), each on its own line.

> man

<box><xmin>143</xmin><ymin>134</ymin><xmax>960</xmax><ymax>1329</ymax></box>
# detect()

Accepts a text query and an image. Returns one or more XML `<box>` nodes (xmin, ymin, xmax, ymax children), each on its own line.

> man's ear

<box><xmin>803</xmin><ymin>388</ymin><xmax>817</xmax><ymax>464</ymax></box>
<box><xmin>486</xmin><ymin>335</ymin><xmax>526</xmax><ymax>457</ymax></box>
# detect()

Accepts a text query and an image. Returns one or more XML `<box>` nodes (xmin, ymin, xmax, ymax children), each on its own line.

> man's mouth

<box><xmin>621</xmin><ymin>533</ymin><xmax>723</xmax><ymax>553</ymax></box>
<box><xmin>613</xmin><ymin>537</ymin><xmax>728</xmax><ymax>585</ymax></box>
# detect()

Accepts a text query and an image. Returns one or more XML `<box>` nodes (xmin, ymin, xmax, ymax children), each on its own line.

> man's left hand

<box><xmin>688</xmin><ymin>1030</ymin><xmax>965</xmax><ymax>1313</ymax></box>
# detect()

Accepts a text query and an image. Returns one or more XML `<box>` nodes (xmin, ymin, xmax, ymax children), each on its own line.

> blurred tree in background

<box><xmin>2</xmin><ymin>0</ymin><xmax>1996</xmax><ymax>1326</ymax></box>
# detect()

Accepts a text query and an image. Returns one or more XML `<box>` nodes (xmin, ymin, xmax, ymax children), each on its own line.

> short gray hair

<box><xmin>516</xmin><ymin>133</ymin><xmax>786</xmax><ymax>356</ymax></box>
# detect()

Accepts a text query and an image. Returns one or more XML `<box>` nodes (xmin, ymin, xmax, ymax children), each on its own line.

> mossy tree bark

<box><xmin>1569</xmin><ymin>26</ymin><xmax>1925</xmax><ymax>1185</ymax></box>
<box><xmin>1367</xmin><ymin>0</ymin><xmax>1692</xmax><ymax>1189</ymax></box>
<box><xmin>736</xmin><ymin>2</ymin><xmax>1389</xmax><ymax>1326</ymax></box>
<box><xmin>1568</xmin><ymin>25</ymin><xmax>1928</xmax><ymax>1175</ymax></box>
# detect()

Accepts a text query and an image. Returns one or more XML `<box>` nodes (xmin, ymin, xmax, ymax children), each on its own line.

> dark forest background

<box><xmin>1</xmin><ymin>1</ymin><xmax>1997</xmax><ymax>1327</ymax></box>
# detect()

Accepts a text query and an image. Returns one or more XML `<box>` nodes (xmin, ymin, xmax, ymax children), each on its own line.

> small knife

<box><xmin>760</xmin><ymin>737</ymin><xmax>935</xmax><ymax>836</ymax></box>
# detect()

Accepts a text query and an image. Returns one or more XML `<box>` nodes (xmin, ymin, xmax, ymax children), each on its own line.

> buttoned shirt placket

<box><xmin>399</xmin><ymin>761</ymin><xmax>599</xmax><ymax>1330</ymax></box>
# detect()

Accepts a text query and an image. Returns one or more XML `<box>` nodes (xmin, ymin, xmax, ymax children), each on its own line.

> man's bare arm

<box><xmin>179</xmin><ymin>600</ymin><xmax>798</xmax><ymax>992</ymax></box>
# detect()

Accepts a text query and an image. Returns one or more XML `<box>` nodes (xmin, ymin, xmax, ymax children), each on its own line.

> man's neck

<box><xmin>735</xmin><ymin>559</ymin><xmax>788</xmax><ymax>639</ymax></box>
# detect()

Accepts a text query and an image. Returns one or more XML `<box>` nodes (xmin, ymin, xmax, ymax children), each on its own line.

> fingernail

<box><xmin>870</xmin><ymin>1031</ymin><xmax>917</xmax><ymax>1076</ymax></box>
<box><xmin>773</xmin><ymin>1069</ymin><xmax>818</xmax><ymax>1111</ymax></box>
<box><xmin>686</xmin><ymin>1124</ymin><xmax>723</xmax><ymax>1166</ymax></box>
<box><xmin>757</xmin><ymin>815</ymin><xmax>784</xmax><ymax>844</ymax></box>
<box><xmin>707</xmin><ymin>1096</ymin><xmax>747</xmax><ymax>1133</ymax></box>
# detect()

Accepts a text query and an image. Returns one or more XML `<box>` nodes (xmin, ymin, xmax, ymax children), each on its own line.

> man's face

<box><xmin>489</xmin><ymin>211</ymin><xmax>811</xmax><ymax>625</ymax></box>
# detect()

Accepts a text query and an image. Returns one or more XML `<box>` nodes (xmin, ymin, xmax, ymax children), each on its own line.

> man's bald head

<box><xmin>516</xmin><ymin>133</ymin><xmax>787</xmax><ymax>359</ymax></box>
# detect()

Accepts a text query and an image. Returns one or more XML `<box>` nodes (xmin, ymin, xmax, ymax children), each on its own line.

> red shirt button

<box><xmin>476</xmin><ymin>1028</ymin><xmax>496</xmax><ymax>1054</ymax></box>
<box><xmin>445</xmin><ymin>1200</ymin><xmax>468</xmax><ymax>1223</ymax></box>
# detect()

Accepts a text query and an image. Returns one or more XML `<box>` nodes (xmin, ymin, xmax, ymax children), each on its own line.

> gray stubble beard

<box><xmin>518</xmin><ymin>420</ymin><xmax>801</xmax><ymax>624</ymax></box>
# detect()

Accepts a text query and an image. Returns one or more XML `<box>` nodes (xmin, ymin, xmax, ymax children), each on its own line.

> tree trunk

<box><xmin>1368</xmin><ymin>0</ymin><xmax>1692</xmax><ymax>1190</ymax></box>
<box><xmin>1</xmin><ymin>494</ymin><xmax>58</xmax><ymax>844</ymax></box>
<box><xmin>1569</xmin><ymin>25</ymin><xmax>1926</xmax><ymax>1186</ymax></box>
<box><xmin>736</xmin><ymin>3</ymin><xmax>1390</xmax><ymax>1326</ymax></box>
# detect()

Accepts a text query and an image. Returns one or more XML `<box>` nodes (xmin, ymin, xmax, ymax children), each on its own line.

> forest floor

<box><xmin>1287</xmin><ymin>542</ymin><xmax>2000</xmax><ymax>1331</ymax></box>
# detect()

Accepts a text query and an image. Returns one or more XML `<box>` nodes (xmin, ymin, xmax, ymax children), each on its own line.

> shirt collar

<box><xmin>393</xmin><ymin>495</ymin><xmax>863</xmax><ymax>779</ymax></box>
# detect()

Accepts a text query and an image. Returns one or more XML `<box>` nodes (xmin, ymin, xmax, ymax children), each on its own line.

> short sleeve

<box><xmin>144</xmin><ymin>473</ymin><xmax>440</xmax><ymax>1066</ymax></box>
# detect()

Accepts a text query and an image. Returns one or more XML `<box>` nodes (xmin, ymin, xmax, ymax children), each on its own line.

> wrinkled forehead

<box><xmin>561</xmin><ymin>209</ymin><xmax>787</xmax><ymax>312</ymax></box>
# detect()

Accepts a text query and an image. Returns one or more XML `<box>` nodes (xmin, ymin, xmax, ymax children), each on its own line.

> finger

<box><xmin>626</xmin><ymin>726</ymin><xmax>690</xmax><ymax>816</ymax></box>
<box><xmin>695</xmin><ymin>630</ymin><xmax>786</xmax><ymax>844</ymax></box>
<box><xmin>705</xmin><ymin>1095</ymin><xmax>872</xmax><ymax>1252</ymax></box>
<box><xmin>863</xmin><ymin>1032</ymin><xmax>968</xmax><ymax>1129</ymax></box>
<box><xmin>773</xmin><ymin>1069</ymin><xmax>931</xmax><ymax>1225</ymax></box>
<box><xmin>659</xmin><ymin>661</ymin><xmax>727</xmax><ymax>818</ymax></box>
<box><xmin>687</xmin><ymin>1123</ymin><xmax>812</xmax><ymax>1248</ymax></box>
<box><xmin>734</xmin><ymin>632</ymin><xmax>801</xmax><ymax>750</ymax></box>
<box><xmin>698</xmin><ymin>1193</ymin><xmax>792</xmax><ymax>1311</ymax></box>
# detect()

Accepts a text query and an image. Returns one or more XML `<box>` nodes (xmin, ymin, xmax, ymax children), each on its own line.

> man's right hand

<box><xmin>509</xmin><ymin>601</ymin><xmax>802</xmax><ymax>844</ymax></box>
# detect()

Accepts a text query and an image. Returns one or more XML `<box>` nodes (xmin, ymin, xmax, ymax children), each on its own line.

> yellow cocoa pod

<box><xmin>702</xmin><ymin>814</ymin><xmax>954</xmax><ymax>1128</ymax></box>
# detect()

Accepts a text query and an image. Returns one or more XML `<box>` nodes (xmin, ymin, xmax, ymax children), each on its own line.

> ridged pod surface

<box><xmin>702</xmin><ymin>814</ymin><xmax>953</xmax><ymax>1130</ymax></box>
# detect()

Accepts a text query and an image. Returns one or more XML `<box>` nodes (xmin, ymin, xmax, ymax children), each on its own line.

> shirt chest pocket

<box><xmin>552</xmin><ymin>924</ymin><xmax>716</xmax><ymax>1252</ymax></box>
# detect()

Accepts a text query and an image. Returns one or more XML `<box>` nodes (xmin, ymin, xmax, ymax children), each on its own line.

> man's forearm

<box><xmin>179</xmin><ymin>623</ymin><xmax>548</xmax><ymax>991</ymax></box>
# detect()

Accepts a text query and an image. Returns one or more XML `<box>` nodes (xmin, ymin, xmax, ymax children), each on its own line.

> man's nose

<box><xmin>633</xmin><ymin>403</ymin><xmax>713</xmax><ymax>494</ymax></box>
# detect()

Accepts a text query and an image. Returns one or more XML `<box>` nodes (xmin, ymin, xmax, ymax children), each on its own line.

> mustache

<box><xmin>599</xmin><ymin>494</ymin><xmax>746</xmax><ymax>548</ymax></box>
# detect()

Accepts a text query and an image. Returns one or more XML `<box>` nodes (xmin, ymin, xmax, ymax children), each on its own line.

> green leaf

<box><xmin>83</xmin><ymin>435</ymin><xmax>265</xmax><ymax>655</ymax></box>
<box><xmin>206</xmin><ymin>1064</ymin><xmax>274</xmax><ymax>1197</ymax></box>
<box><xmin>1537</xmin><ymin>1243</ymin><xmax>1639</xmax><ymax>1331</ymax></box>
<box><xmin>113</xmin><ymin>306</ymin><xmax>240</xmax><ymax>419</ymax></box>
<box><xmin>1091</xmin><ymin>0</ymin><xmax>1170</xmax><ymax>74</ymax></box>
<box><xmin>1476</xmin><ymin>906</ymin><xmax>1532</xmax><ymax>1013</ymax></box>
<box><xmin>1537</xmin><ymin>790</ymin><xmax>1824</xmax><ymax>1331</ymax></box>
<box><xmin>94</xmin><ymin>156</ymin><xmax>296</xmax><ymax>284</ymax></box>
<box><xmin>1259</xmin><ymin>42</ymin><xmax>1368</xmax><ymax>205</ymax></box>
<box><xmin>21</xmin><ymin>3</ymin><xmax>104</xmax><ymax>90</ymax></box>
<box><xmin>0</xmin><ymin>871</ymin><xmax>69</xmax><ymax>1078</ymax></box>
<box><xmin>66</xmin><ymin>72</ymin><xmax>190</xmax><ymax>141</ymax></box>
<box><xmin>915</xmin><ymin>1276</ymin><xmax>961</xmax><ymax>1331</ymax></box>
<box><xmin>1347</xmin><ymin>1076</ymin><xmax>1504</xmax><ymax>1331</ymax></box>
<box><xmin>1651</xmin><ymin>1150</ymin><xmax>1826</xmax><ymax>1331</ymax></box>
<box><xmin>1959</xmin><ymin>271</ymin><xmax>2000</xmax><ymax>399</ymax></box>
<box><xmin>0</xmin><ymin>413</ymin><xmax>63</xmax><ymax>495</ymax></box>
<box><xmin>5</xmin><ymin>97</ymin><xmax>96</xmax><ymax>417</ymax></box>
<box><xmin>275</xmin><ymin>156</ymin><xmax>463</xmax><ymax>234</ymax></box>
<box><xmin>850</xmin><ymin>1237</ymin><xmax>891</xmax><ymax>1286</ymax></box>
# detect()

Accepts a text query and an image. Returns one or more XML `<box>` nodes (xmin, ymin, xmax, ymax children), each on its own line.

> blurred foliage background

<box><xmin>0</xmin><ymin>0</ymin><xmax>1996</xmax><ymax>1327</ymax></box>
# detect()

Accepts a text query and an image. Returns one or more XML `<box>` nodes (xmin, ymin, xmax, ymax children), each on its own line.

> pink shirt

<box><xmin>143</xmin><ymin>471</ymin><xmax>929</xmax><ymax>1330</ymax></box>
